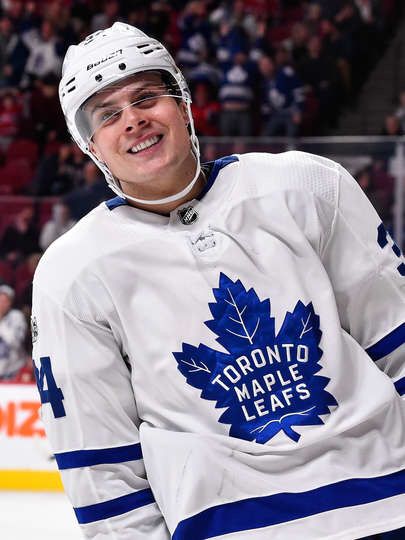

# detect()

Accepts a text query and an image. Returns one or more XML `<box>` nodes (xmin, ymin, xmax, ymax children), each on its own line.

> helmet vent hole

<box><xmin>95</xmin><ymin>74</ymin><xmax>103</xmax><ymax>82</ymax></box>
<box><xmin>119</xmin><ymin>63</ymin><xmax>126</xmax><ymax>70</ymax></box>
<box><xmin>67</xmin><ymin>86</ymin><xmax>76</xmax><ymax>93</ymax></box>
<box><xmin>66</xmin><ymin>77</ymin><xmax>75</xmax><ymax>86</ymax></box>
<box><xmin>136</xmin><ymin>44</ymin><xmax>164</xmax><ymax>55</ymax></box>
<box><xmin>83</xmin><ymin>31</ymin><xmax>102</xmax><ymax>45</ymax></box>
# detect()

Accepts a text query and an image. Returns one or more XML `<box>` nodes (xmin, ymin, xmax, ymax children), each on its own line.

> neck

<box><xmin>124</xmin><ymin>167</ymin><xmax>206</xmax><ymax>216</ymax></box>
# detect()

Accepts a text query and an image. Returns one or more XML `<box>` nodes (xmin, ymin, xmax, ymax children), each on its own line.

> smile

<box><xmin>128</xmin><ymin>135</ymin><xmax>163</xmax><ymax>154</ymax></box>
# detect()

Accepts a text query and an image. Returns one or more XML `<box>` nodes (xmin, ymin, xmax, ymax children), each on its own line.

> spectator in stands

<box><xmin>0</xmin><ymin>206</ymin><xmax>40</xmax><ymax>264</ymax></box>
<box><xmin>39</xmin><ymin>202</ymin><xmax>76</xmax><ymax>251</ymax></box>
<box><xmin>370</xmin><ymin>159</ymin><xmax>394</xmax><ymax>222</ymax></box>
<box><xmin>0</xmin><ymin>15</ymin><xmax>29</xmax><ymax>87</ymax></box>
<box><xmin>91</xmin><ymin>0</ymin><xmax>122</xmax><ymax>33</ymax></box>
<box><xmin>228</xmin><ymin>0</ymin><xmax>261</xmax><ymax>45</ymax></box>
<box><xmin>63</xmin><ymin>161</ymin><xmax>111</xmax><ymax>221</ymax></box>
<box><xmin>259</xmin><ymin>51</ymin><xmax>305</xmax><ymax>137</ymax></box>
<box><xmin>14</xmin><ymin>252</ymin><xmax>41</xmax><ymax>314</ymax></box>
<box><xmin>289</xmin><ymin>22</ymin><xmax>311</xmax><ymax>67</ymax></box>
<box><xmin>216</xmin><ymin>19</ymin><xmax>250</xmax><ymax>69</ymax></box>
<box><xmin>320</xmin><ymin>17</ymin><xmax>352</xmax><ymax>100</ymax></box>
<box><xmin>249</xmin><ymin>18</ymin><xmax>270</xmax><ymax>62</ymax></box>
<box><xmin>32</xmin><ymin>142</ymin><xmax>85</xmax><ymax>196</ymax></box>
<box><xmin>298</xmin><ymin>35</ymin><xmax>340</xmax><ymax>129</ymax></box>
<box><xmin>44</xmin><ymin>0</ymin><xmax>78</xmax><ymax>57</ymax></box>
<box><xmin>381</xmin><ymin>115</ymin><xmax>403</xmax><ymax>137</ymax></box>
<box><xmin>0</xmin><ymin>284</ymin><xmax>27</xmax><ymax>381</ymax></box>
<box><xmin>354</xmin><ymin>0</ymin><xmax>383</xmax><ymax>57</ymax></box>
<box><xmin>4</xmin><ymin>0</ymin><xmax>38</xmax><ymax>33</ymax></box>
<box><xmin>355</xmin><ymin>166</ymin><xmax>373</xmax><ymax>197</ymax></box>
<box><xmin>29</xmin><ymin>72</ymin><xmax>66</xmax><ymax>144</ymax></box>
<box><xmin>201</xmin><ymin>141</ymin><xmax>219</xmax><ymax>162</ymax></box>
<box><xmin>176</xmin><ymin>0</ymin><xmax>212</xmax><ymax>76</ymax></box>
<box><xmin>22</xmin><ymin>20</ymin><xmax>63</xmax><ymax>84</ymax></box>
<box><xmin>305</xmin><ymin>2</ymin><xmax>322</xmax><ymax>36</ymax></box>
<box><xmin>355</xmin><ymin>161</ymin><xmax>394</xmax><ymax>226</ymax></box>
<box><xmin>394</xmin><ymin>90</ymin><xmax>405</xmax><ymax>134</ymax></box>
<box><xmin>218</xmin><ymin>50</ymin><xmax>257</xmax><ymax>136</ymax></box>
<box><xmin>147</xmin><ymin>1</ymin><xmax>171</xmax><ymax>43</ymax></box>
<box><xmin>333</xmin><ymin>1</ymin><xmax>361</xmax><ymax>35</ymax></box>
<box><xmin>0</xmin><ymin>91</ymin><xmax>23</xmax><ymax>150</ymax></box>
<box><xmin>191</xmin><ymin>81</ymin><xmax>221</xmax><ymax>136</ymax></box>
<box><xmin>188</xmin><ymin>48</ymin><xmax>222</xmax><ymax>88</ymax></box>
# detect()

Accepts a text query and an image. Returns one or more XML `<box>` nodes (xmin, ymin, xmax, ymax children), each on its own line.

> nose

<box><xmin>122</xmin><ymin>104</ymin><xmax>148</xmax><ymax>133</ymax></box>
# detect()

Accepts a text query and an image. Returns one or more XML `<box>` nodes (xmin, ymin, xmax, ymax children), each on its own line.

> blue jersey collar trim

<box><xmin>105</xmin><ymin>196</ymin><xmax>127</xmax><ymax>210</ymax></box>
<box><xmin>105</xmin><ymin>155</ymin><xmax>239</xmax><ymax>211</ymax></box>
<box><xmin>197</xmin><ymin>154</ymin><xmax>239</xmax><ymax>200</ymax></box>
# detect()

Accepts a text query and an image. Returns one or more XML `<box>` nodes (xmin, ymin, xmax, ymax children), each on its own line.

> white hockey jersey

<box><xmin>0</xmin><ymin>308</ymin><xmax>27</xmax><ymax>379</ymax></box>
<box><xmin>32</xmin><ymin>151</ymin><xmax>405</xmax><ymax>540</ymax></box>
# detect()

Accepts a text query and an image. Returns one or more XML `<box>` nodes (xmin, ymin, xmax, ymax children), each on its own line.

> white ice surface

<box><xmin>0</xmin><ymin>491</ymin><xmax>83</xmax><ymax>540</ymax></box>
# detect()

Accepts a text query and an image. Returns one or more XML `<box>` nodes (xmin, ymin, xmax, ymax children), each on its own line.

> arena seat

<box><xmin>6</xmin><ymin>138</ymin><xmax>39</xmax><ymax>169</ymax></box>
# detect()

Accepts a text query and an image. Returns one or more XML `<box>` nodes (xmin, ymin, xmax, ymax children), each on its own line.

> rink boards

<box><xmin>0</xmin><ymin>384</ymin><xmax>63</xmax><ymax>491</ymax></box>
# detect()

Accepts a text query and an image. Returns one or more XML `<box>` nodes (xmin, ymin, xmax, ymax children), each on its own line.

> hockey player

<box><xmin>32</xmin><ymin>23</ymin><xmax>405</xmax><ymax>540</ymax></box>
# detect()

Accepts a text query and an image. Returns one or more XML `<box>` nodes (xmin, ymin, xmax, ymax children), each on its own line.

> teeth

<box><xmin>130</xmin><ymin>135</ymin><xmax>160</xmax><ymax>154</ymax></box>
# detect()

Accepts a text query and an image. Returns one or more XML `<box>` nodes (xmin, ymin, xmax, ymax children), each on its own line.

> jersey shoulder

<box><xmin>33</xmin><ymin>203</ymin><xmax>113</xmax><ymax>301</ymax></box>
<box><xmin>236</xmin><ymin>151</ymin><xmax>340</xmax><ymax>206</ymax></box>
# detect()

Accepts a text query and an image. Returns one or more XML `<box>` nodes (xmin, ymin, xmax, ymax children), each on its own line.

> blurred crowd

<box><xmin>0</xmin><ymin>0</ymin><xmax>402</xmax><ymax>382</ymax></box>
<box><xmin>383</xmin><ymin>90</ymin><xmax>405</xmax><ymax>136</ymax></box>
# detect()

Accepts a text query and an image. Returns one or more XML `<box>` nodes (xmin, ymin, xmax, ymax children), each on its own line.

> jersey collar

<box><xmin>105</xmin><ymin>155</ymin><xmax>239</xmax><ymax>212</ymax></box>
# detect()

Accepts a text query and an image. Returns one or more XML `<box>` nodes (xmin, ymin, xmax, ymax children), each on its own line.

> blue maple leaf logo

<box><xmin>173</xmin><ymin>273</ymin><xmax>337</xmax><ymax>443</ymax></box>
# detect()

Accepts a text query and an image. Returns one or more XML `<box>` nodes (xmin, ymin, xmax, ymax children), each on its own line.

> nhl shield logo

<box><xmin>178</xmin><ymin>206</ymin><xmax>198</xmax><ymax>225</ymax></box>
<box><xmin>31</xmin><ymin>316</ymin><xmax>39</xmax><ymax>343</ymax></box>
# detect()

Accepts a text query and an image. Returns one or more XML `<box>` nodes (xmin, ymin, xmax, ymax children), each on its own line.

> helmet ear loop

<box><xmin>186</xmin><ymin>100</ymin><xmax>200</xmax><ymax>160</ymax></box>
<box><xmin>87</xmin><ymin>138</ymin><xmax>124</xmax><ymax>195</ymax></box>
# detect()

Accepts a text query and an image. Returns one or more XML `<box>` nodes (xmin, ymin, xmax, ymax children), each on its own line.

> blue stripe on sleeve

<box><xmin>173</xmin><ymin>468</ymin><xmax>405</xmax><ymax>540</ymax></box>
<box><xmin>394</xmin><ymin>376</ymin><xmax>405</xmax><ymax>396</ymax></box>
<box><xmin>55</xmin><ymin>443</ymin><xmax>143</xmax><ymax>470</ymax></box>
<box><xmin>366</xmin><ymin>323</ymin><xmax>405</xmax><ymax>361</ymax></box>
<box><xmin>74</xmin><ymin>488</ymin><xmax>155</xmax><ymax>524</ymax></box>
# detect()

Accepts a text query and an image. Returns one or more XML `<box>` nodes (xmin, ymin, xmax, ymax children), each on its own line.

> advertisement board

<box><xmin>0</xmin><ymin>384</ymin><xmax>62</xmax><ymax>491</ymax></box>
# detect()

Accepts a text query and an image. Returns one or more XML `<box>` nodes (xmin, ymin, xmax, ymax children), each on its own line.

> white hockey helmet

<box><xmin>59</xmin><ymin>22</ymin><xmax>201</xmax><ymax>205</ymax></box>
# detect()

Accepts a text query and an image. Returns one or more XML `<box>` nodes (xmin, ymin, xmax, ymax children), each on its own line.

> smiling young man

<box><xmin>32</xmin><ymin>23</ymin><xmax>405</xmax><ymax>540</ymax></box>
<box><xmin>85</xmin><ymin>70</ymin><xmax>204</xmax><ymax>214</ymax></box>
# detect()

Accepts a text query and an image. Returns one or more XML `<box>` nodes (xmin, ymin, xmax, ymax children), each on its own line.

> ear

<box><xmin>179</xmin><ymin>101</ymin><xmax>189</xmax><ymax>125</ymax></box>
<box><xmin>89</xmin><ymin>140</ymin><xmax>103</xmax><ymax>163</ymax></box>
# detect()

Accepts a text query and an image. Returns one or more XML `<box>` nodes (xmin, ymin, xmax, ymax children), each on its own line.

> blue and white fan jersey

<box><xmin>32</xmin><ymin>151</ymin><xmax>405</xmax><ymax>539</ymax></box>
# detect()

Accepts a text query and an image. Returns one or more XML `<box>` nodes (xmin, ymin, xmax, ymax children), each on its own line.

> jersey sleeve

<box><xmin>31</xmin><ymin>281</ymin><xmax>170</xmax><ymax>539</ymax></box>
<box><xmin>321</xmin><ymin>163</ymin><xmax>405</xmax><ymax>398</ymax></box>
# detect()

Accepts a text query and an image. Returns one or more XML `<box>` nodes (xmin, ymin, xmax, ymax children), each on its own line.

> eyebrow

<box><xmin>89</xmin><ymin>100</ymin><xmax>117</xmax><ymax>115</ymax></box>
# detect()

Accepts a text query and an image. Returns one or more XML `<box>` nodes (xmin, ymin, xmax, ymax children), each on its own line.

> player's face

<box><xmin>87</xmin><ymin>72</ymin><xmax>194</xmax><ymax>197</ymax></box>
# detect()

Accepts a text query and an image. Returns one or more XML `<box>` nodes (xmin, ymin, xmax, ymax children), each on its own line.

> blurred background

<box><xmin>0</xmin><ymin>0</ymin><xmax>404</xmax><ymax>537</ymax></box>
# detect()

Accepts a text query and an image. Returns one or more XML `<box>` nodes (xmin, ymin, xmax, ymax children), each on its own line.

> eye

<box><xmin>99</xmin><ymin>109</ymin><xmax>121</xmax><ymax>125</ymax></box>
<box><xmin>134</xmin><ymin>92</ymin><xmax>162</xmax><ymax>108</ymax></box>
